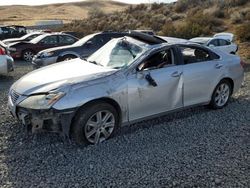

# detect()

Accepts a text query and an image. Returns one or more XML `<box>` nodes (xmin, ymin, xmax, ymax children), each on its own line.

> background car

<box><xmin>32</xmin><ymin>31</ymin><xmax>165</xmax><ymax>68</ymax></box>
<box><xmin>8</xmin><ymin>33</ymin><xmax>79</xmax><ymax>61</ymax></box>
<box><xmin>3</xmin><ymin>32</ymin><xmax>44</xmax><ymax>45</ymax></box>
<box><xmin>189</xmin><ymin>33</ymin><xmax>238</xmax><ymax>54</ymax></box>
<box><xmin>8</xmin><ymin>36</ymin><xmax>244</xmax><ymax>145</ymax></box>
<box><xmin>0</xmin><ymin>41</ymin><xmax>14</xmax><ymax>74</ymax></box>
<box><xmin>0</xmin><ymin>25</ymin><xmax>27</xmax><ymax>40</ymax></box>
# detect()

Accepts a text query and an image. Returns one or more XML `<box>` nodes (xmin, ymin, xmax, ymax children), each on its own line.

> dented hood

<box><xmin>12</xmin><ymin>58</ymin><xmax>116</xmax><ymax>95</ymax></box>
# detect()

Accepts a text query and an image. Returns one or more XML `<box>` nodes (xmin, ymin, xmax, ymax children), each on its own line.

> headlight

<box><xmin>19</xmin><ymin>92</ymin><xmax>65</xmax><ymax>110</ymax></box>
<box><xmin>40</xmin><ymin>51</ymin><xmax>54</xmax><ymax>58</ymax></box>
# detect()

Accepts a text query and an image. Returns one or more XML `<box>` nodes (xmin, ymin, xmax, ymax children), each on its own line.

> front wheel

<box><xmin>71</xmin><ymin>102</ymin><xmax>119</xmax><ymax>145</ymax></box>
<box><xmin>22</xmin><ymin>50</ymin><xmax>35</xmax><ymax>62</ymax></box>
<box><xmin>210</xmin><ymin>80</ymin><xmax>232</xmax><ymax>109</ymax></box>
<box><xmin>59</xmin><ymin>55</ymin><xmax>77</xmax><ymax>62</ymax></box>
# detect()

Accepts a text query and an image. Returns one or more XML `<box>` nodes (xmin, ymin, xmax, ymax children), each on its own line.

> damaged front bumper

<box><xmin>15</xmin><ymin>107</ymin><xmax>76</xmax><ymax>137</ymax></box>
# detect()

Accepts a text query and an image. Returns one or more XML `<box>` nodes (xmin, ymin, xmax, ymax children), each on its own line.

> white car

<box><xmin>0</xmin><ymin>41</ymin><xmax>14</xmax><ymax>74</ymax></box>
<box><xmin>190</xmin><ymin>33</ymin><xmax>238</xmax><ymax>54</ymax></box>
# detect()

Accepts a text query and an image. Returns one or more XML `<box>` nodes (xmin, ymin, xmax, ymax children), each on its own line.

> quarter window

<box><xmin>218</xmin><ymin>39</ymin><xmax>230</xmax><ymax>46</ymax></box>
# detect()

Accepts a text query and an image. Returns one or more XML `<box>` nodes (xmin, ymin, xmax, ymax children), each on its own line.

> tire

<box><xmin>22</xmin><ymin>49</ymin><xmax>35</xmax><ymax>62</ymax></box>
<box><xmin>58</xmin><ymin>55</ymin><xmax>77</xmax><ymax>62</ymax></box>
<box><xmin>209</xmin><ymin>80</ymin><xmax>232</xmax><ymax>109</ymax></box>
<box><xmin>71</xmin><ymin>102</ymin><xmax>119</xmax><ymax>145</ymax></box>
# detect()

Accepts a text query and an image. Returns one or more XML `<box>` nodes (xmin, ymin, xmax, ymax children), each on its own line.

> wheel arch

<box><xmin>70</xmin><ymin>97</ymin><xmax>123</xmax><ymax>133</ymax></box>
<box><xmin>220</xmin><ymin>77</ymin><xmax>234</xmax><ymax>94</ymax></box>
<box><xmin>57</xmin><ymin>52</ymin><xmax>79</xmax><ymax>62</ymax></box>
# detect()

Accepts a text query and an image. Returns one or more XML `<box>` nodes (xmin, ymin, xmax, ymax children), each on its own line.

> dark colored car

<box><xmin>9</xmin><ymin>33</ymin><xmax>79</xmax><ymax>61</ymax></box>
<box><xmin>3</xmin><ymin>32</ymin><xmax>44</xmax><ymax>45</ymax></box>
<box><xmin>0</xmin><ymin>25</ymin><xmax>27</xmax><ymax>40</ymax></box>
<box><xmin>32</xmin><ymin>31</ymin><xmax>165</xmax><ymax>68</ymax></box>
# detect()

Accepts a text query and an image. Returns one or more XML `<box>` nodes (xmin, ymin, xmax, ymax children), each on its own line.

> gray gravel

<box><xmin>0</xmin><ymin>61</ymin><xmax>249</xmax><ymax>188</ymax></box>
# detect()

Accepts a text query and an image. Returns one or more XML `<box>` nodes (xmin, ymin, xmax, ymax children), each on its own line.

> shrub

<box><xmin>226</xmin><ymin>0</ymin><xmax>248</xmax><ymax>6</ymax></box>
<box><xmin>203</xmin><ymin>7</ymin><xmax>225</xmax><ymax>18</ymax></box>
<box><xmin>236</xmin><ymin>23</ymin><xmax>250</xmax><ymax>42</ymax></box>
<box><xmin>230</xmin><ymin>12</ymin><xmax>243</xmax><ymax>24</ymax></box>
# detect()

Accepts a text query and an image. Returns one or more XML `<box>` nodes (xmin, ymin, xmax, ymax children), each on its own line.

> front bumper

<box><xmin>10</xmin><ymin>51</ymin><xmax>22</xmax><ymax>59</ymax></box>
<box><xmin>32</xmin><ymin>56</ymin><xmax>58</xmax><ymax>69</ymax></box>
<box><xmin>16</xmin><ymin>107</ymin><xmax>75</xmax><ymax>134</ymax></box>
<box><xmin>8</xmin><ymin>94</ymin><xmax>75</xmax><ymax>135</ymax></box>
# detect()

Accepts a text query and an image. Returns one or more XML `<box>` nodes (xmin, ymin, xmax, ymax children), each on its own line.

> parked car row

<box><xmin>7</xmin><ymin>30</ymin><xmax>244</xmax><ymax>145</ymax></box>
<box><xmin>189</xmin><ymin>33</ymin><xmax>238</xmax><ymax>54</ymax></box>
<box><xmin>0</xmin><ymin>41</ymin><xmax>14</xmax><ymax>74</ymax></box>
<box><xmin>0</xmin><ymin>25</ymin><xmax>27</xmax><ymax>40</ymax></box>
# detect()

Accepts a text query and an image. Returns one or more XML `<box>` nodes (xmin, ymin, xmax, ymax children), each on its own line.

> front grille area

<box><xmin>10</xmin><ymin>90</ymin><xmax>20</xmax><ymax>104</ymax></box>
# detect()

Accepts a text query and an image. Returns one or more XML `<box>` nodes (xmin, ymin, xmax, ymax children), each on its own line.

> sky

<box><xmin>0</xmin><ymin>0</ymin><xmax>176</xmax><ymax>6</ymax></box>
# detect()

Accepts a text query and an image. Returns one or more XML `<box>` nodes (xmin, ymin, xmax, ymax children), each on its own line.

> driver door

<box><xmin>127</xmin><ymin>48</ymin><xmax>183</xmax><ymax>121</ymax></box>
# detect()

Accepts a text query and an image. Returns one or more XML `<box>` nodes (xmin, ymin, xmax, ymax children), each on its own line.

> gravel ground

<box><xmin>0</xmin><ymin>61</ymin><xmax>249</xmax><ymax>188</ymax></box>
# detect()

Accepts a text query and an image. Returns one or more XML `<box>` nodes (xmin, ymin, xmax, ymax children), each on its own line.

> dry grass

<box><xmin>0</xmin><ymin>1</ymin><xmax>128</xmax><ymax>26</ymax></box>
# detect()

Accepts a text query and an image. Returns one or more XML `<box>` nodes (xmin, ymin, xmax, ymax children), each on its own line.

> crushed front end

<box><xmin>8</xmin><ymin>89</ymin><xmax>75</xmax><ymax>137</ymax></box>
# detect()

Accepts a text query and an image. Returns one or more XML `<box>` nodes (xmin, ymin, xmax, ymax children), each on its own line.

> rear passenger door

<box><xmin>179</xmin><ymin>45</ymin><xmax>223</xmax><ymax>106</ymax></box>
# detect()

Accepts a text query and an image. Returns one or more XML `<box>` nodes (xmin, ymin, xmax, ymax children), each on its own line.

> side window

<box><xmin>218</xmin><ymin>39</ymin><xmax>230</xmax><ymax>46</ymax></box>
<box><xmin>40</xmin><ymin>36</ymin><xmax>58</xmax><ymax>45</ymax></box>
<box><xmin>209</xmin><ymin>39</ymin><xmax>219</xmax><ymax>46</ymax></box>
<box><xmin>59</xmin><ymin>35</ymin><xmax>76</xmax><ymax>44</ymax></box>
<box><xmin>138</xmin><ymin>49</ymin><xmax>174</xmax><ymax>71</ymax></box>
<box><xmin>94</xmin><ymin>36</ymin><xmax>106</xmax><ymax>46</ymax></box>
<box><xmin>180</xmin><ymin>46</ymin><xmax>211</xmax><ymax>64</ymax></box>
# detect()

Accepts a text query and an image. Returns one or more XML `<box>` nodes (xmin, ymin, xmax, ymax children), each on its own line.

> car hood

<box><xmin>12</xmin><ymin>58</ymin><xmax>116</xmax><ymax>95</ymax></box>
<box><xmin>3</xmin><ymin>38</ymin><xmax>20</xmax><ymax>43</ymax></box>
<box><xmin>8</xmin><ymin>41</ymin><xmax>32</xmax><ymax>47</ymax></box>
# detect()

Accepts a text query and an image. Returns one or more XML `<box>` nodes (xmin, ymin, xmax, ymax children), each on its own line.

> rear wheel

<box><xmin>22</xmin><ymin>50</ymin><xmax>34</xmax><ymax>62</ymax></box>
<box><xmin>71</xmin><ymin>102</ymin><xmax>119</xmax><ymax>145</ymax></box>
<box><xmin>210</xmin><ymin>80</ymin><xmax>232</xmax><ymax>109</ymax></box>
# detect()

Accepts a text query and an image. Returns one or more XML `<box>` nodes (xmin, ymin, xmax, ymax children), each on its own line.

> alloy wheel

<box><xmin>84</xmin><ymin>110</ymin><xmax>115</xmax><ymax>144</ymax></box>
<box><xmin>23</xmin><ymin>51</ymin><xmax>34</xmax><ymax>62</ymax></box>
<box><xmin>214</xmin><ymin>83</ymin><xmax>230</xmax><ymax>107</ymax></box>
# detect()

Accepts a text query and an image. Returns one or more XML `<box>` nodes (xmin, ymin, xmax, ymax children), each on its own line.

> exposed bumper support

<box><xmin>16</xmin><ymin>107</ymin><xmax>76</xmax><ymax>138</ymax></box>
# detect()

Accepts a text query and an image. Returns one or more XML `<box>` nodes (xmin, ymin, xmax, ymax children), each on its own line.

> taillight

<box><xmin>0</xmin><ymin>47</ymin><xmax>6</xmax><ymax>55</ymax></box>
<box><xmin>240</xmin><ymin>60</ymin><xmax>245</xmax><ymax>68</ymax></box>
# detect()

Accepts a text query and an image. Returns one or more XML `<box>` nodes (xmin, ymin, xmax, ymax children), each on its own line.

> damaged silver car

<box><xmin>8</xmin><ymin>36</ymin><xmax>244</xmax><ymax>145</ymax></box>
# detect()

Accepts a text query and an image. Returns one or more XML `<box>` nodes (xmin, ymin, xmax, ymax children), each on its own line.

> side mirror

<box><xmin>86</xmin><ymin>41</ymin><xmax>93</xmax><ymax>47</ymax></box>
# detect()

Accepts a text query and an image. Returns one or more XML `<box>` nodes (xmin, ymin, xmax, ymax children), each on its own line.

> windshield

<box><xmin>189</xmin><ymin>38</ymin><xmax>211</xmax><ymax>45</ymax></box>
<box><xmin>30</xmin><ymin>35</ymin><xmax>47</xmax><ymax>44</ymax></box>
<box><xmin>21</xmin><ymin>33</ymin><xmax>35</xmax><ymax>39</ymax></box>
<box><xmin>73</xmin><ymin>34</ymin><xmax>96</xmax><ymax>46</ymax></box>
<box><xmin>86</xmin><ymin>38</ymin><xmax>145</xmax><ymax>69</ymax></box>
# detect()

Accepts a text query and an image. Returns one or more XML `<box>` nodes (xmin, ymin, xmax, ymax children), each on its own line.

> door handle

<box><xmin>171</xmin><ymin>71</ymin><xmax>182</xmax><ymax>77</ymax></box>
<box><xmin>215</xmin><ymin>64</ymin><xmax>223</xmax><ymax>69</ymax></box>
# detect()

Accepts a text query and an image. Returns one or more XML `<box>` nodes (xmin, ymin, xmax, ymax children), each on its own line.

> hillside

<box><xmin>0</xmin><ymin>0</ymin><xmax>128</xmax><ymax>26</ymax></box>
<box><xmin>61</xmin><ymin>0</ymin><xmax>250</xmax><ymax>59</ymax></box>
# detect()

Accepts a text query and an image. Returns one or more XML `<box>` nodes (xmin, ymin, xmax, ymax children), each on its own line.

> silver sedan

<box><xmin>8</xmin><ymin>37</ymin><xmax>244</xmax><ymax>145</ymax></box>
